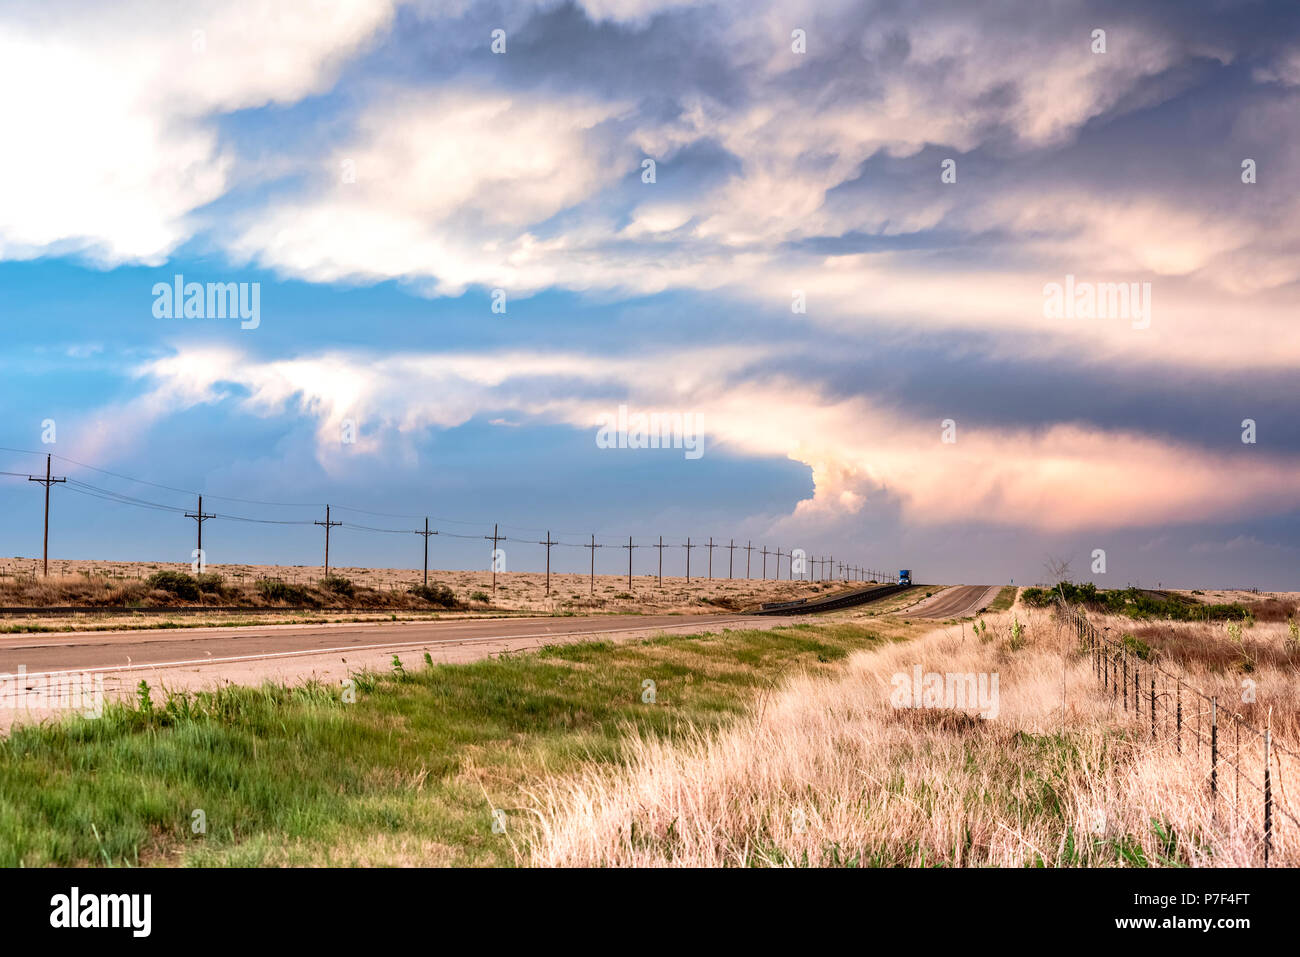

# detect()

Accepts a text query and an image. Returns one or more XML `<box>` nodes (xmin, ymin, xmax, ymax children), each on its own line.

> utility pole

<box><xmin>538</xmin><ymin>530</ymin><xmax>557</xmax><ymax>596</ymax></box>
<box><xmin>584</xmin><ymin>534</ymin><xmax>602</xmax><ymax>595</ymax></box>
<box><xmin>415</xmin><ymin>518</ymin><xmax>437</xmax><ymax>587</ymax></box>
<box><xmin>760</xmin><ymin>545</ymin><xmax>769</xmax><ymax>580</ymax></box>
<box><xmin>27</xmin><ymin>454</ymin><xmax>65</xmax><ymax>577</ymax></box>
<box><xmin>727</xmin><ymin>539</ymin><xmax>736</xmax><ymax>579</ymax></box>
<box><xmin>654</xmin><ymin>536</ymin><xmax>667</xmax><ymax>587</ymax></box>
<box><xmin>314</xmin><ymin>505</ymin><xmax>341</xmax><ymax>577</ymax></box>
<box><xmin>706</xmin><ymin>537</ymin><xmax>716</xmax><ymax>579</ymax></box>
<box><xmin>684</xmin><ymin>537</ymin><xmax>695</xmax><ymax>582</ymax></box>
<box><xmin>485</xmin><ymin>523</ymin><xmax>503</xmax><ymax>595</ymax></box>
<box><xmin>745</xmin><ymin>540</ymin><xmax>754</xmax><ymax>579</ymax></box>
<box><xmin>621</xmin><ymin>536</ymin><xmax>638</xmax><ymax>590</ymax></box>
<box><xmin>185</xmin><ymin>494</ymin><xmax>216</xmax><ymax>572</ymax></box>
<box><xmin>775</xmin><ymin>546</ymin><xmax>784</xmax><ymax>580</ymax></box>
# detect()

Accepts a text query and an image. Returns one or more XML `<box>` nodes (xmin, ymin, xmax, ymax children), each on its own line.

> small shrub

<box><xmin>136</xmin><ymin>680</ymin><xmax>154</xmax><ymax>714</ymax></box>
<box><xmin>144</xmin><ymin>570</ymin><xmax>199</xmax><ymax>600</ymax></box>
<box><xmin>1009</xmin><ymin>615</ymin><xmax>1025</xmax><ymax>651</ymax></box>
<box><xmin>195</xmin><ymin>572</ymin><xmax>225</xmax><ymax>595</ymax></box>
<box><xmin>319</xmin><ymin>576</ymin><xmax>355</xmax><ymax>598</ymax></box>
<box><xmin>1120</xmin><ymin>633</ymin><xmax>1153</xmax><ymax>661</ymax></box>
<box><xmin>469</xmin><ymin>590</ymin><xmax>490</xmax><ymax>603</ymax></box>
<box><xmin>256</xmin><ymin>579</ymin><xmax>310</xmax><ymax>604</ymax></box>
<box><xmin>408</xmin><ymin>583</ymin><xmax>457</xmax><ymax>607</ymax></box>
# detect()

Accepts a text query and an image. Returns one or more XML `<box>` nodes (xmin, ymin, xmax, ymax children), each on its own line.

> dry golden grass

<box><xmin>0</xmin><ymin>556</ymin><xmax>832</xmax><ymax>616</ymax></box>
<box><xmin>1089</xmin><ymin>611</ymin><xmax>1300</xmax><ymax>741</ymax></box>
<box><xmin>522</xmin><ymin>606</ymin><xmax>1300</xmax><ymax>867</ymax></box>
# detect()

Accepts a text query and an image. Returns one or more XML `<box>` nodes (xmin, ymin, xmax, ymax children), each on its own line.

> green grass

<box><xmin>0</xmin><ymin>621</ymin><xmax>887</xmax><ymax>866</ymax></box>
<box><xmin>986</xmin><ymin>586</ymin><xmax>1017</xmax><ymax>613</ymax></box>
<box><xmin>1021</xmin><ymin>582</ymin><xmax>1252</xmax><ymax>622</ymax></box>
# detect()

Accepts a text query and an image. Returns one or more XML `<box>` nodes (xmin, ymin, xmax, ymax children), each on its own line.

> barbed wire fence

<box><xmin>1063</xmin><ymin>602</ymin><xmax>1299</xmax><ymax>866</ymax></box>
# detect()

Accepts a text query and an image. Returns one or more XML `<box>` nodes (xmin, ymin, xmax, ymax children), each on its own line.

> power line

<box><xmin>1</xmin><ymin>448</ymin><xmax>883</xmax><ymax>578</ymax></box>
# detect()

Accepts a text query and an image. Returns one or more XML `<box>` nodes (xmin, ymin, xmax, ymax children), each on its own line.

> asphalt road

<box><xmin>0</xmin><ymin>613</ymin><xmax>753</xmax><ymax>678</ymax></box>
<box><xmin>907</xmin><ymin>585</ymin><xmax>1002</xmax><ymax>619</ymax></box>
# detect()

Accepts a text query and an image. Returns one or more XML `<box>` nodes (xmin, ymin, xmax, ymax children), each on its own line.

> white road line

<box><xmin>2</xmin><ymin>616</ymin><xmax>753</xmax><ymax>681</ymax></box>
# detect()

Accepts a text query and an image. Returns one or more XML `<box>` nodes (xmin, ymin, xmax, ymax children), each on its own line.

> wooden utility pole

<box><xmin>416</xmin><ymin>518</ymin><xmax>437</xmax><ymax>587</ymax></box>
<box><xmin>727</xmin><ymin>539</ymin><xmax>736</xmax><ymax>579</ymax></box>
<box><xmin>744</xmin><ymin>540</ymin><xmax>754</xmax><ymax>579</ymax></box>
<box><xmin>485</xmin><ymin>523</ymin><xmax>503</xmax><ymax>594</ymax></box>
<box><xmin>27</xmin><ymin>454</ymin><xmax>65</xmax><ymax>578</ymax></box>
<box><xmin>314</xmin><ymin>505</ymin><xmax>341</xmax><ymax>577</ymax></box>
<box><xmin>760</xmin><ymin>545</ymin><xmax>769</xmax><ymax>580</ymax></box>
<box><xmin>185</xmin><ymin>494</ymin><xmax>216</xmax><ymax>572</ymax></box>
<box><xmin>775</xmin><ymin>546</ymin><xmax>784</xmax><ymax>580</ymax></box>
<box><xmin>654</xmin><ymin>536</ymin><xmax>667</xmax><ymax>587</ymax></box>
<box><xmin>684</xmin><ymin>537</ymin><xmax>695</xmax><ymax>582</ymax></box>
<box><xmin>621</xmin><ymin>536</ymin><xmax>638</xmax><ymax>590</ymax></box>
<box><xmin>538</xmin><ymin>530</ymin><xmax>557</xmax><ymax>596</ymax></box>
<box><xmin>706</xmin><ymin>537</ymin><xmax>716</xmax><ymax>579</ymax></box>
<box><xmin>584</xmin><ymin>534</ymin><xmax>602</xmax><ymax>595</ymax></box>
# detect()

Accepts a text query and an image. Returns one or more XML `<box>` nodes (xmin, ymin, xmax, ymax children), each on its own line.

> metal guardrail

<box><xmin>758</xmin><ymin>597</ymin><xmax>808</xmax><ymax>611</ymax></box>
<box><xmin>750</xmin><ymin>582</ymin><xmax>911</xmax><ymax>616</ymax></box>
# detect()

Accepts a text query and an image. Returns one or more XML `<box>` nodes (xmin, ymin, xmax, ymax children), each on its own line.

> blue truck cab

<box><xmin>898</xmin><ymin>569</ymin><xmax>912</xmax><ymax>586</ymax></box>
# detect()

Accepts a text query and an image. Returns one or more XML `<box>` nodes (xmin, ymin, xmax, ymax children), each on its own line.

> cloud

<box><xmin>227</xmin><ymin>86</ymin><xmax>637</xmax><ymax>294</ymax></box>
<box><xmin>123</xmin><ymin>344</ymin><xmax>1300</xmax><ymax>533</ymax></box>
<box><xmin>0</xmin><ymin>0</ymin><xmax>393</xmax><ymax>263</ymax></box>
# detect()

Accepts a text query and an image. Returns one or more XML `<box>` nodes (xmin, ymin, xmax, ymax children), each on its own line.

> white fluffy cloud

<box><xmin>0</xmin><ymin>0</ymin><xmax>393</xmax><ymax>263</ymax></box>
<box><xmin>228</xmin><ymin>87</ymin><xmax>635</xmax><ymax>294</ymax></box>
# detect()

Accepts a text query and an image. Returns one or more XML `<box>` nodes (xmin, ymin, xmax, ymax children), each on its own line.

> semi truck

<box><xmin>898</xmin><ymin>569</ymin><xmax>912</xmax><ymax>586</ymax></box>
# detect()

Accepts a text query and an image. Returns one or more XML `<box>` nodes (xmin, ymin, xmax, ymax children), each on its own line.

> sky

<box><xmin>1</xmin><ymin>0</ymin><xmax>1298</xmax><ymax>588</ymax></box>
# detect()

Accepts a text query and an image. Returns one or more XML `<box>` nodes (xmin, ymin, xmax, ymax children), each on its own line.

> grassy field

<box><xmin>986</xmin><ymin>585</ymin><xmax>1018</xmax><ymax>612</ymax></box>
<box><xmin>6</xmin><ymin>594</ymin><xmax>1293</xmax><ymax>867</ymax></box>
<box><xmin>0</xmin><ymin>557</ymin><xmax>840</xmax><ymax>634</ymax></box>
<box><xmin>0</xmin><ymin>620</ymin><xmax>893</xmax><ymax>866</ymax></box>
<box><xmin>528</xmin><ymin>604</ymin><xmax>1300</xmax><ymax>867</ymax></box>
